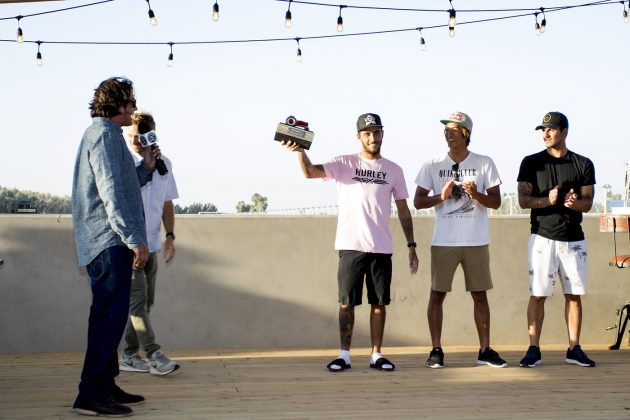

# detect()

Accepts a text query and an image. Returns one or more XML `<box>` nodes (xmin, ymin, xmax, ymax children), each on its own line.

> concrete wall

<box><xmin>0</xmin><ymin>214</ymin><xmax>627</xmax><ymax>353</ymax></box>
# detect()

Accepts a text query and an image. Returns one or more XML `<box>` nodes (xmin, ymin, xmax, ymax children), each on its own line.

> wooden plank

<box><xmin>0</xmin><ymin>347</ymin><xmax>629</xmax><ymax>419</ymax></box>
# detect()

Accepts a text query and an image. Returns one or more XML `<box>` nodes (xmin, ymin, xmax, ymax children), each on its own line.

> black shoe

<box><xmin>426</xmin><ymin>347</ymin><xmax>444</xmax><ymax>369</ymax></box>
<box><xmin>519</xmin><ymin>345</ymin><xmax>542</xmax><ymax>368</ymax></box>
<box><xmin>112</xmin><ymin>385</ymin><xmax>145</xmax><ymax>406</ymax></box>
<box><xmin>565</xmin><ymin>345</ymin><xmax>596</xmax><ymax>367</ymax></box>
<box><xmin>73</xmin><ymin>398</ymin><xmax>133</xmax><ymax>417</ymax></box>
<box><xmin>477</xmin><ymin>347</ymin><xmax>508</xmax><ymax>368</ymax></box>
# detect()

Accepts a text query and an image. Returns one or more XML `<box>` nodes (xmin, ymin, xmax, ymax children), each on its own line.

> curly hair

<box><xmin>89</xmin><ymin>77</ymin><xmax>135</xmax><ymax>118</ymax></box>
<box><xmin>131</xmin><ymin>112</ymin><xmax>156</xmax><ymax>131</ymax></box>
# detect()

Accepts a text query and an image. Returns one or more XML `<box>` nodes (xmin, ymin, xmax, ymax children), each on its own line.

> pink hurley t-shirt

<box><xmin>323</xmin><ymin>154</ymin><xmax>409</xmax><ymax>254</ymax></box>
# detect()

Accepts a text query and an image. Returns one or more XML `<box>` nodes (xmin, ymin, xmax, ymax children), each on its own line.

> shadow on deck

<box><xmin>1</xmin><ymin>345</ymin><xmax>630</xmax><ymax>419</ymax></box>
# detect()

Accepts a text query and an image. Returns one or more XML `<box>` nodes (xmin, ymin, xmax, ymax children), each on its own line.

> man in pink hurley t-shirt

<box><xmin>282</xmin><ymin>113</ymin><xmax>418</xmax><ymax>373</ymax></box>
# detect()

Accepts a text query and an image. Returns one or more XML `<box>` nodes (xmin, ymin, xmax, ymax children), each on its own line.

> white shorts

<box><xmin>527</xmin><ymin>234</ymin><xmax>588</xmax><ymax>297</ymax></box>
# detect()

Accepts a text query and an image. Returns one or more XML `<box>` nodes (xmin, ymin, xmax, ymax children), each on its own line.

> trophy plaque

<box><xmin>274</xmin><ymin>115</ymin><xmax>314</xmax><ymax>150</ymax></box>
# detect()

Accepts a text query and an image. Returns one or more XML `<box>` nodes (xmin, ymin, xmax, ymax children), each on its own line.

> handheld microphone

<box><xmin>138</xmin><ymin>121</ymin><xmax>168</xmax><ymax>176</ymax></box>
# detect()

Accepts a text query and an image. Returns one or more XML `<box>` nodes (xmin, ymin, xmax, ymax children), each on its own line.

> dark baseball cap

<box><xmin>535</xmin><ymin>112</ymin><xmax>569</xmax><ymax>130</ymax></box>
<box><xmin>357</xmin><ymin>113</ymin><xmax>383</xmax><ymax>132</ymax></box>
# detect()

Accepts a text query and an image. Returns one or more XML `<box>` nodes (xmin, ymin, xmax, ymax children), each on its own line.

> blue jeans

<box><xmin>74</xmin><ymin>246</ymin><xmax>133</xmax><ymax>406</ymax></box>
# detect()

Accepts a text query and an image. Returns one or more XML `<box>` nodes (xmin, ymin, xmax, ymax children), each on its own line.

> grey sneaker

<box><xmin>119</xmin><ymin>353</ymin><xmax>150</xmax><ymax>373</ymax></box>
<box><xmin>426</xmin><ymin>347</ymin><xmax>444</xmax><ymax>369</ymax></box>
<box><xmin>149</xmin><ymin>350</ymin><xmax>180</xmax><ymax>376</ymax></box>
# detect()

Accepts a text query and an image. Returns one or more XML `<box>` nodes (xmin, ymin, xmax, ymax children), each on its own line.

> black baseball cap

<box><xmin>535</xmin><ymin>112</ymin><xmax>569</xmax><ymax>130</ymax></box>
<box><xmin>357</xmin><ymin>113</ymin><xmax>383</xmax><ymax>132</ymax></box>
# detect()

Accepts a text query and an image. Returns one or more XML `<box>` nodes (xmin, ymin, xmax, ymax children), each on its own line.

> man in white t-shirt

<box><xmin>282</xmin><ymin>113</ymin><xmax>418</xmax><ymax>372</ymax></box>
<box><xmin>119</xmin><ymin>112</ymin><xmax>181</xmax><ymax>376</ymax></box>
<box><xmin>414</xmin><ymin>111</ymin><xmax>507</xmax><ymax>369</ymax></box>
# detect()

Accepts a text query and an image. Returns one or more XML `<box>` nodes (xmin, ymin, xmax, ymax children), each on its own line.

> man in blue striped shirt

<box><xmin>71</xmin><ymin>77</ymin><xmax>153</xmax><ymax>417</ymax></box>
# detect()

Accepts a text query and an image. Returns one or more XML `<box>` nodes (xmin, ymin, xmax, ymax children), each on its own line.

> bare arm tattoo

<box><xmin>518</xmin><ymin>181</ymin><xmax>550</xmax><ymax>209</ymax></box>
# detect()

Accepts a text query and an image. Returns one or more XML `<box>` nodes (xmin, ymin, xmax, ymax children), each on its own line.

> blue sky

<box><xmin>1</xmin><ymin>0</ymin><xmax>628</xmax><ymax>212</ymax></box>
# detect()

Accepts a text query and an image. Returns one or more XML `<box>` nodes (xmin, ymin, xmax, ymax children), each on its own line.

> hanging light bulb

<box><xmin>146</xmin><ymin>0</ymin><xmax>157</xmax><ymax>26</ymax></box>
<box><xmin>539</xmin><ymin>9</ymin><xmax>546</xmax><ymax>33</ymax></box>
<box><xmin>167</xmin><ymin>43</ymin><xmax>174</xmax><ymax>67</ymax></box>
<box><xmin>36</xmin><ymin>41</ymin><xmax>43</xmax><ymax>66</ymax></box>
<box><xmin>337</xmin><ymin>6</ymin><xmax>345</xmax><ymax>32</ymax></box>
<box><xmin>212</xmin><ymin>1</ymin><xmax>219</xmax><ymax>22</ymax></box>
<box><xmin>285</xmin><ymin>0</ymin><xmax>292</xmax><ymax>28</ymax></box>
<box><xmin>16</xmin><ymin>16</ymin><xmax>23</xmax><ymax>43</ymax></box>
<box><xmin>448</xmin><ymin>0</ymin><xmax>456</xmax><ymax>28</ymax></box>
<box><xmin>417</xmin><ymin>28</ymin><xmax>427</xmax><ymax>51</ymax></box>
<box><xmin>295</xmin><ymin>38</ymin><xmax>302</xmax><ymax>62</ymax></box>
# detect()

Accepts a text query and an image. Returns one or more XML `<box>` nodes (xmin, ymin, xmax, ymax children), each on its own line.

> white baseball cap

<box><xmin>440</xmin><ymin>111</ymin><xmax>473</xmax><ymax>132</ymax></box>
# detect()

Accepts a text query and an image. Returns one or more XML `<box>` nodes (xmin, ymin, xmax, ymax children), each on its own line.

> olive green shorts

<box><xmin>430</xmin><ymin>245</ymin><xmax>493</xmax><ymax>292</ymax></box>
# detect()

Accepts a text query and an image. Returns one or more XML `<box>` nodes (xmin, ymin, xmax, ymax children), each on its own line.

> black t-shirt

<box><xmin>517</xmin><ymin>150</ymin><xmax>596</xmax><ymax>241</ymax></box>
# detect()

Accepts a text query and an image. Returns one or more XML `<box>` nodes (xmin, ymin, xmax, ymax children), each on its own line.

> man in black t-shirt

<box><xmin>517</xmin><ymin>111</ymin><xmax>596</xmax><ymax>368</ymax></box>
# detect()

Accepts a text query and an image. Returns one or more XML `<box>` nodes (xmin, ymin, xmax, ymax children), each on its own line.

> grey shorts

<box><xmin>337</xmin><ymin>250</ymin><xmax>392</xmax><ymax>306</ymax></box>
<box><xmin>431</xmin><ymin>245</ymin><xmax>493</xmax><ymax>292</ymax></box>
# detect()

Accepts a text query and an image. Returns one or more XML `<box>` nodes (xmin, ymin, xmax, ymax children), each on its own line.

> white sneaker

<box><xmin>119</xmin><ymin>353</ymin><xmax>150</xmax><ymax>373</ymax></box>
<box><xmin>149</xmin><ymin>350</ymin><xmax>180</xmax><ymax>376</ymax></box>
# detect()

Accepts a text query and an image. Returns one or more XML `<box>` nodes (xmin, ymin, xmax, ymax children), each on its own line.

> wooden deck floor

<box><xmin>1</xmin><ymin>345</ymin><xmax>630</xmax><ymax>419</ymax></box>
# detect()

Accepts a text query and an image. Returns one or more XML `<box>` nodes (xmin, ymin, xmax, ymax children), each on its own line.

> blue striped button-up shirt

<box><xmin>72</xmin><ymin>117</ymin><xmax>150</xmax><ymax>266</ymax></box>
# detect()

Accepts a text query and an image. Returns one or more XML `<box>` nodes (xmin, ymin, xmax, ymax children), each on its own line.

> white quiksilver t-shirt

<box><xmin>415</xmin><ymin>151</ymin><xmax>501</xmax><ymax>246</ymax></box>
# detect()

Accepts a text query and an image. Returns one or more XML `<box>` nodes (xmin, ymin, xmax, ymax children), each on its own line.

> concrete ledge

<box><xmin>0</xmin><ymin>215</ymin><xmax>628</xmax><ymax>352</ymax></box>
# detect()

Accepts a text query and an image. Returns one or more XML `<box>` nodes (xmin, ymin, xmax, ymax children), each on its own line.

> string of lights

<box><xmin>275</xmin><ymin>0</ymin><xmax>618</xmax><ymax>13</ymax></box>
<box><xmin>0</xmin><ymin>0</ymin><xmax>627</xmax><ymax>66</ymax></box>
<box><xmin>0</xmin><ymin>0</ymin><xmax>116</xmax><ymax>21</ymax></box>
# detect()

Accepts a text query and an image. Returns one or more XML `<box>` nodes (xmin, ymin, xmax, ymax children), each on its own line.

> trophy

<box><xmin>274</xmin><ymin>115</ymin><xmax>314</xmax><ymax>150</ymax></box>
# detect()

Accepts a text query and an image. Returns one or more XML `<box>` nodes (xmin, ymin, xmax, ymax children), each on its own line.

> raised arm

<box><xmin>282</xmin><ymin>140</ymin><xmax>326</xmax><ymax>179</ymax></box>
<box><xmin>395</xmin><ymin>199</ymin><xmax>419</xmax><ymax>275</ymax></box>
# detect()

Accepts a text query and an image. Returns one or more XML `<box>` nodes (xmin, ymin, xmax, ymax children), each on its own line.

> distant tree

<box><xmin>174</xmin><ymin>202</ymin><xmax>218</xmax><ymax>214</ymax></box>
<box><xmin>186</xmin><ymin>202</ymin><xmax>204</xmax><ymax>214</ymax></box>
<box><xmin>201</xmin><ymin>203</ymin><xmax>218</xmax><ymax>212</ymax></box>
<box><xmin>251</xmin><ymin>193</ymin><xmax>268</xmax><ymax>212</ymax></box>
<box><xmin>236</xmin><ymin>193</ymin><xmax>268</xmax><ymax>213</ymax></box>
<box><xmin>0</xmin><ymin>185</ymin><xmax>71</xmax><ymax>214</ymax></box>
<box><xmin>235</xmin><ymin>201</ymin><xmax>252</xmax><ymax>213</ymax></box>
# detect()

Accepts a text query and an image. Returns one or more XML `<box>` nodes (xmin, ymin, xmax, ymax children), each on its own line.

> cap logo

<box><xmin>363</xmin><ymin>114</ymin><xmax>377</xmax><ymax>126</ymax></box>
<box><xmin>450</xmin><ymin>112</ymin><xmax>463</xmax><ymax>122</ymax></box>
<box><xmin>543</xmin><ymin>114</ymin><xmax>552</xmax><ymax>123</ymax></box>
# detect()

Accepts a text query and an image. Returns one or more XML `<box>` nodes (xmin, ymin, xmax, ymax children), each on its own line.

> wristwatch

<box><xmin>165</xmin><ymin>232</ymin><xmax>176</xmax><ymax>240</ymax></box>
<box><xmin>407</xmin><ymin>242</ymin><xmax>417</xmax><ymax>248</ymax></box>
